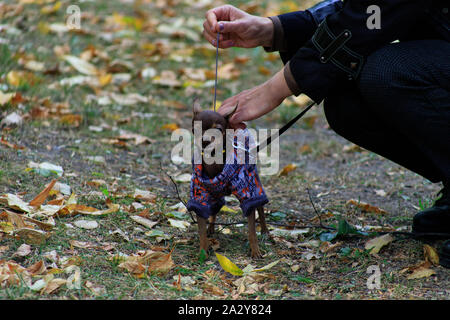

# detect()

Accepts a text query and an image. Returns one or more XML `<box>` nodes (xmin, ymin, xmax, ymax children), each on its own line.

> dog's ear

<box><xmin>223</xmin><ymin>101</ymin><xmax>238</xmax><ymax>121</ymax></box>
<box><xmin>193</xmin><ymin>98</ymin><xmax>202</xmax><ymax>116</ymax></box>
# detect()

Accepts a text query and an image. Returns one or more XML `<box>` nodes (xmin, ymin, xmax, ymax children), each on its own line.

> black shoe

<box><xmin>412</xmin><ymin>184</ymin><xmax>450</xmax><ymax>236</ymax></box>
<box><xmin>440</xmin><ymin>240</ymin><xmax>450</xmax><ymax>268</ymax></box>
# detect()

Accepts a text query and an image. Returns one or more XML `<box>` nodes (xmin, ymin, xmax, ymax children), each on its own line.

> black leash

<box><xmin>255</xmin><ymin>101</ymin><xmax>316</xmax><ymax>153</ymax></box>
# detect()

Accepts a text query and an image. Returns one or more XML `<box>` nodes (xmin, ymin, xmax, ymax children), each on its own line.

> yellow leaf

<box><xmin>0</xmin><ymin>221</ymin><xmax>15</xmax><ymax>233</ymax></box>
<box><xmin>98</xmin><ymin>73</ymin><xmax>112</xmax><ymax>86</ymax></box>
<box><xmin>6</xmin><ymin>70</ymin><xmax>35</xmax><ymax>87</ymax></box>
<box><xmin>407</xmin><ymin>267</ymin><xmax>436</xmax><ymax>280</ymax></box>
<box><xmin>161</xmin><ymin>123</ymin><xmax>179</xmax><ymax>131</ymax></box>
<box><xmin>364</xmin><ymin>234</ymin><xmax>394</xmax><ymax>254</ymax></box>
<box><xmin>423</xmin><ymin>244</ymin><xmax>439</xmax><ymax>266</ymax></box>
<box><xmin>215</xmin><ymin>253</ymin><xmax>243</xmax><ymax>276</ymax></box>
<box><xmin>278</xmin><ymin>163</ymin><xmax>297</xmax><ymax>176</ymax></box>
<box><xmin>41</xmin><ymin>1</ymin><xmax>61</xmax><ymax>14</ymax></box>
<box><xmin>59</xmin><ymin>114</ymin><xmax>82</xmax><ymax>127</ymax></box>
<box><xmin>0</xmin><ymin>91</ymin><xmax>16</xmax><ymax>106</ymax></box>
<box><xmin>220</xmin><ymin>206</ymin><xmax>238</xmax><ymax>214</ymax></box>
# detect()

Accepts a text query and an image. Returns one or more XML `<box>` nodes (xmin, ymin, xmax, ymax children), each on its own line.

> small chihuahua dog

<box><xmin>187</xmin><ymin>99</ymin><xmax>269</xmax><ymax>259</ymax></box>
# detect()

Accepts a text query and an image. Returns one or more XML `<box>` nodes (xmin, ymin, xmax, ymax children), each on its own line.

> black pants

<box><xmin>324</xmin><ymin>40</ymin><xmax>450</xmax><ymax>183</ymax></box>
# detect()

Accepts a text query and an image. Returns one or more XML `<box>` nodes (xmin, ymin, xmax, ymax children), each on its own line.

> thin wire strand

<box><xmin>213</xmin><ymin>32</ymin><xmax>220</xmax><ymax>111</ymax></box>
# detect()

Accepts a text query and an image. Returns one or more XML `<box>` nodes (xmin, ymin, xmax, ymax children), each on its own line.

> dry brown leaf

<box><xmin>26</xmin><ymin>260</ymin><xmax>47</xmax><ymax>276</ymax></box>
<box><xmin>299</xmin><ymin>144</ymin><xmax>312</xmax><ymax>154</ymax></box>
<box><xmin>12</xmin><ymin>243</ymin><xmax>32</xmax><ymax>257</ymax></box>
<box><xmin>217</xmin><ymin>63</ymin><xmax>240</xmax><ymax>80</ymax></box>
<box><xmin>133</xmin><ymin>189</ymin><xmax>157</xmax><ymax>202</ymax></box>
<box><xmin>142</xmin><ymin>251</ymin><xmax>174</xmax><ymax>275</ymax></box>
<box><xmin>234</xmin><ymin>56</ymin><xmax>250</xmax><ymax>64</ymax></box>
<box><xmin>14</xmin><ymin>228</ymin><xmax>49</xmax><ymax>245</ymax></box>
<box><xmin>29</xmin><ymin>179</ymin><xmax>57</xmax><ymax>208</ymax></box>
<box><xmin>5</xmin><ymin>210</ymin><xmax>27</xmax><ymax>229</ymax></box>
<box><xmin>70</xmin><ymin>240</ymin><xmax>97</xmax><ymax>249</ymax></box>
<box><xmin>59</xmin><ymin>114</ymin><xmax>82</xmax><ymax>127</ymax></box>
<box><xmin>258</xmin><ymin>66</ymin><xmax>271</xmax><ymax>76</ymax></box>
<box><xmin>346</xmin><ymin>199</ymin><xmax>388</xmax><ymax>215</ymax></box>
<box><xmin>41</xmin><ymin>278</ymin><xmax>67</xmax><ymax>294</ymax></box>
<box><xmin>130</xmin><ymin>215</ymin><xmax>158</xmax><ymax>229</ymax></box>
<box><xmin>0</xmin><ymin>136</ymin><xmax>26</xmax><ymax>150</ymax></box>
<box><xmin>118</xmin><ymin>261</ymin><xmax>146</xmax><ymax>277</ymax></box>
<box><xmin>203</xmin><ymin>283</ymin><xmax>225</xmax><ymax>296</ymax></box>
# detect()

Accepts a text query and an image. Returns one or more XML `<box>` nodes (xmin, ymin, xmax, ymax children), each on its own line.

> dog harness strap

<box><xmin>255</xmin><ymin>101</ymin><xmax>316</xmax><ymax>153</ymax></box>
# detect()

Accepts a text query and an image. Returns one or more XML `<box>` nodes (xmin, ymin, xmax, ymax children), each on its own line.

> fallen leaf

<box><xmin>42</xmin><ymin>278</ymin><xmax>67</xmax><ymax>294</ymax></box>
<box><xmin>0</xmin><ymin>91</ymin><xmax>16</xmax><ymax>106</ymax></box>
<box><xmin>14</xmin><ymin>228</ymin><xmax>48</xmax><ymax>245</ymax></box>
<box><xmin>12</xmin><ymin>244</ymin><xmax>32</xmax><ymax>257</ymax></box>
<box><xmin>69</xmin><ymin>240</ymin><xmax>94</xmax><ymax>249</ymax></box>
<box><xmin>174</xmin><ymin>173</ymin><xmax>191</xmax><ymax>183</ymax></box>
<box><xmin>0</xmin><ymin>194</ymin><xmax>32</xmax><ymax>213</ymax></box>
<box><xmin>168</xmin><ymin>218</ymin><xmax>190</xmax><ymax>230</ymax></box>
<box><xmin>258</xmin><ymin>66</ymin><xmax>271</xmax><ymax>76</ymax></box>
<box><xmin>0</xmin><ymin>136</ymin><xmax>25</xmax><ymax>150</ymax></box>
<box><xmin>343</xmin><ymin>144</ymin><xmax>365</xmax><ymax>153</ymax></box>
<box><xmin>423</xmin><ymin>244</ymin><xmax>439</xmax><ymax>266</ymax></box>
<box><xmin>346</xmin><ymin>199</ymin><xmax>388</xmax><ymax>215</ymax></box>
<box><xmin>407</xmin><ymin>267</ymin><xmax>436</xmax><ymax>280</ymax></box>
<box><xmin>26</xmin><ymin>260</ymin><xmax>46</xmax><ymax>275</ymax></box>
<box><xmin>29</xmin><ymin>179</ymin><xmax>57</xmax><ymax>208</ymax></box>
<box><xmin>133</xmin><ymin>189</ymin><xmax>156</xmax><ymax>202</ymax></box>
<box><xmin>130</xmin><ymin>215</ymin><xmax>158</xmax><ymax>229</ymax></box>
<box><xmin>215</xmin><ymin>253</ymin><xmax>243</xmax><ymax>276</ymax></box>
<box><xmin>0</xmin><ymin>112</ymin><xmax>23</xmax><ymax>128</ymax></box>
<box><xmin>364</xmin><ymin>234</ymin><xmax>394</xmax><ymax>254</ymax></box>
<box><xmin>278</xmin><ymin>163</ymin><xmax>297</xmax><ymax>176</ymax></box>
<box><xmin>118</xmin><ymin>260</ymin><xmax>146</xmax><ymax>277</ymax></box>
<box><xmin>144</xmin><ymin>251</ymin><xmax>174</xmax><ymax>275</ymax></box>
<box><xmin>63</xmin><ymin>55</ymin><xmax>98</xmax><ymax>76</ymax></box>
<box><xmin>161</xmin><ymin>123</ymin><xmax>180</xmax><ymax>131</ymax></box>
<box><xmin>73</xmin><ymin>220</ymin><xmax>98</xmax><ymax>229</ymax></box>
<box><xmin>203</xmin><ymin>283</ymin><xmax>225</xmax><ymax>296</ymax></box>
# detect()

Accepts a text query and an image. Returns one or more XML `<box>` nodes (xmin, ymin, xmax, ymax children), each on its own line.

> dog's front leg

<box><xmin>257</xmin><ymin>206</ymin><xmax>269</xmax><ymax>235</ymax></box>
<box><xmin>248</xmin><ymin>210</ymin><xmax>262</xmax><ymax>258</ymax></box>
<box><xmin>198</xmin><ymin>216</ymin><xmax>209</xmax><ymax>256</ymax></box>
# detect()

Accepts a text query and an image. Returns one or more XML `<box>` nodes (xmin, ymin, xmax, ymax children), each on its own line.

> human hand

<box><xmin>203</xmin><ymin>5</ymin><xmax>274</xmax><ymax>49</ymax></box>
<box><xmin>218</xmin><ymin>69</ymin><xmax>294</xmax><ymax>129</ymax></box>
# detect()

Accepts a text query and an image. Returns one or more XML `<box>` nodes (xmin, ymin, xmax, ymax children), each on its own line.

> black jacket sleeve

<box><xmin>274</xmin><ymin>0</ymin><xmax>431</xmax><ymax>103</ymax></box>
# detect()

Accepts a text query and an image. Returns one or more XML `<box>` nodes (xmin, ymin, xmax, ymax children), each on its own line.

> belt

<box><xmin>312</xmin><ymin>18</ymin><xmax>364</xmax><ymax>80</ymax></box>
